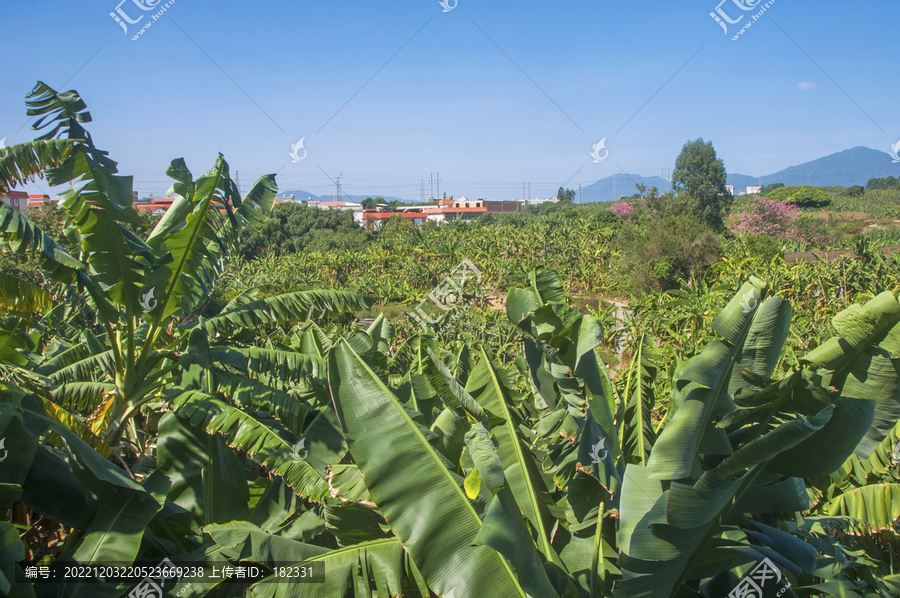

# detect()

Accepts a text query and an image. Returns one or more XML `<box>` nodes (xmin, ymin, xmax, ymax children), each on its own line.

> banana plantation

<box><xmin>1</xmin><ymin>83</ymin><xmax>899</xmax><ymax>598</ymax></box>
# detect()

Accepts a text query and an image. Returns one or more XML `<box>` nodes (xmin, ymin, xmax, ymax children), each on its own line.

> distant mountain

<box><xmin>579</xmin><ymin>174</ymin><xmax>671</xmax><ymax>203</ymax></box>
<box><xmin>727</xmin><ymin>146</ymin><xmax>900</xmax><ymax>191</ymax></box>
<box><xmin>277</xmin><ymin>190</ymin><xmax>408</xmax><ymax>204</ymax></box>
<box><xmin>576</xmin><ymin>147</ymin><xmax>900</xmax><ymax>203</ymax></box>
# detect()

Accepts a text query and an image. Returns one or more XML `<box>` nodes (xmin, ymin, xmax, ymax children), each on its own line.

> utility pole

<box><xmin>806</xmin><ymin>170</ymin><xmax>812</xmax><ymax>186</ymax></box>
<box><xmin>437</xmin><ymin>173</ymin><xmax>440</xmax><ymax>199</ymax></box>
<box><xmin>578</xmin><ymin>183</ymin><xmax>582</xmax><ymax>204</ymax></box>
<box><xmin>430</xmin><ymin>174</ymin><xmax>434</xmax><ymax>199</ymax></box>
<box><xmin>235</xmin><ymin>170</ymin><xmax>241</xmax><ymax>195</ymax></box>
<box><xmin>419</xmin><ymin>180</ymin><xmax>425</xmax><ymax>203</ymax></box>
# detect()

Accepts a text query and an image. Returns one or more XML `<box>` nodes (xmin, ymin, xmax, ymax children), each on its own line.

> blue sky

<box><xmin>1</xmin><ymin>0</ymin><xmax>897</xmax><ymax>201</ymax></box>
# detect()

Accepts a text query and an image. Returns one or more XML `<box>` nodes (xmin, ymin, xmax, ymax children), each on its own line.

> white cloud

<box><xmin>798</xmin><ymin>82</ymin><xmax>817</xmax><ymax>90</ymax></box>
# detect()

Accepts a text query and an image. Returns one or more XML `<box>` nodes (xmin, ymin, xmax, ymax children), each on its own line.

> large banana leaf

<box><xmin>0</xmin><ymin>138</ymin><xmax>73</xmax><ymax>192</ymax></box>
<box><xmin>648</xmin><ymin>281</ymin><xmax>777</xmax><ymax>480</ymax></box>
<box><xmin>157</xmin><ymin>412</ymin><xmax>250</xmax><ymax>530</ymax></box>
<box><xmin>0</xmin><ymin>273</ymin><xmax>52</xmax><ymax>313</ymax></box>
<box><xmin>59</xmin><ymin>470</ymin><xmax>169</xmax><ymax>598</ymax></box>
<box><xmin>823</xmin><ymin>483</ymin><xmax>900</xmax><ymax>532</ymax></box>
<box><xmin>169</xmin><ymin>390</ymin><xmax>331</xmax><ymax>501</ymax></box>
<box><xmin>617</xmin><ymin>407</ymin><xmax>833</xmax><ymax>598</ymax></box>
<box><xmin>0</xmin><ymin>202</ymin><xmax>83</xmax><ymax>284</ymax></box>
<box><xmin>467</xmin><ymin>347</ymin><xmax>560</xmax><ymax>564</ymax></box>
<box><xmin>329</xmin><ymin>340</ymin><xmax>534</xmax><ymax>598</ymax></box>
<box><xmin>619</xmin><ymin>336</ymin><xmax>659</xmax><ymax>467</ymax></box>
<box><xmin>200</xmin><ymin>290</ymin><xmax>373</xmax><ymax>337</ymax></box>
<box><xmin>144</xmin><ymin>157</ymin><xmax>275</xmax><ymax>319</ymax></box>
<box><xmin>28</xmin><ymin>83</ymin><xmax>152</xmax><ymax>314</ymax></box>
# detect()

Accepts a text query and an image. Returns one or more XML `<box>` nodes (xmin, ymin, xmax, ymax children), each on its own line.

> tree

<box><xmin>361</xmin><ymin>197</ymin><xmax>377</xmax><ymax>209</ymax></box>
<box><xmin>768</xmin><ymin>185</ymin><xmax>831</xmax><ymax>209</ymax></box>
<box><xmin>556</xmin><ymin>187</ymin><xmax>575</xmax><ymax>203</ymax></box>
<box><xmin>672</xmin><ymin>138</ymin><xmax>731</xmax><ymax>230</ymax></box>
<box><xmin>866</xmin><ymin>176</ymin><xmax>899</xmax><ymax>191</ymax></box>
<box><xmin>847</xmin><ymin>185</ymin><xmax>865</xmax><ymax>197</ymax></box>
<box><xmin>759</xmin><ymin>182</ymin><xmax>785</xmax><ymax>195</ymax></box>
<box><xmin>244</xmin><ymin>201</ymin><xmax>368</xmax><ymax>254</ymax></box>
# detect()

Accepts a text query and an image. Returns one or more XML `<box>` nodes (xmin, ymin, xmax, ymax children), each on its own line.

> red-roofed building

<box><xmin>0</xmin><ymin>191</ymin><xmax>28</xmax><ymax>212</ymax></box>
<box><xmin>135</xmin><ymin>197</ymin><xmax>175</xmax><ymax>215</ymax></box>
<box><xmin>27</xmin><ymin>194</ymin><xmax>52</xmax><ymax>209</ymax></box>
<box><xmin>359</xmin><ymin>196</ymin><xmax>524</xmax><ymax>230</ymax></box>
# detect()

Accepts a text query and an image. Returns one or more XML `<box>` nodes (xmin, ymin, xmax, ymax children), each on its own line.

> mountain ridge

<box><xmin>277</xmin><ymin>147</ymin><xmax>900</xmax><ymax>205</ymax></box>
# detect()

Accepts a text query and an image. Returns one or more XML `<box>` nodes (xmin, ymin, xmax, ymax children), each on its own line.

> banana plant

<box><xmin>0</xmin><ymin>83</ymin><xmax>371</xmax><ymax>452</ymax></box>
<box><xmin>616</xmin><ymin>280</ymin><xmax>900</xmax><ymax>597</ymax></box>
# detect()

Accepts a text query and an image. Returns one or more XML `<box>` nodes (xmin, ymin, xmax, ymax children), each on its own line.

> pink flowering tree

<box><xmin>731</xmin><ymin>195</ymin><xmax>829</xmax><ymax>245</ymax></box>
<box><xmin>608</xmin><ymin>201</ymin><xmax>636</xmax><ymax>218</ymax></box>
<box><xmin>732</xmin><ymin>196</ymin><xmax>798</xmax><ymax>237</ymax></box>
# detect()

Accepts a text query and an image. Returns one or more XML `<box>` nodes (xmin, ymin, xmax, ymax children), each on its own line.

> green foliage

<box><xmin>759</xmin><ymin>182</ymin><xmax>785</xmax><ymax>195</ymax></box>
<box><xmin>768</xmin><ymin>185</ymin><xmax>832</xmax><ymax>209</ymax></box>
<box><xmin>866</xmin><ymin>176</ymin><xmax>900</xmax><ymax>191</ymax></box>
<box><xmin>0</xmin><ymin>139</ymin><xmax>73</xmax><ymax>193</ymax></box>
<box><xmin>612</xmin><ymin>215</ymin><xmax>721</xmax><ymax>295</ymax></box>
<box><xmin>243</xmin><ymin>201</ymin><xmax>369</xmax><ymax>254</ymax></box>
<box><xmin>742</xmin><ymin>233</ymin><xmax>784</xmax><ymax>258</ymax></box>
<box><xmin>672</xmin><ymin>138</ymin><xmax>732</xmax><ymax>230</ymax></box>
<box><xmin>557</xmin><ymin>187</ymin><xmax>576</xmax><ymax>203</ymax></box>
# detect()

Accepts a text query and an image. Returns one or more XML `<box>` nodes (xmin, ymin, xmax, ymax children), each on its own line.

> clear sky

<box><xmin>1</xmin><ymin>0</ymin><xmax>897</xmax><ymax>201</ymax></box>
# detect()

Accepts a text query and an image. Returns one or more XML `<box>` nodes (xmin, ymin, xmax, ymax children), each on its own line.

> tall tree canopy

<box><xmin>672</xmin><ymin>138</ymin><xmax>731</xmax><ymax>230</ymax></box>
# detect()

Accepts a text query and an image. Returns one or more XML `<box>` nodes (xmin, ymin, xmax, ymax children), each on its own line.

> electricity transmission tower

<box><xmin>333</xmin><ymin>172</ymin><xmax>344</xmax><ymax>202</ymax></box>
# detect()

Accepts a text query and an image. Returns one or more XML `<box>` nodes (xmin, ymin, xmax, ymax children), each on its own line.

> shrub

<box><xmin>767</xmin><ymin>185</ymin><xmax>831</xmax><ymax>209</ymax></box>
<box><xmin>243</xmin><ymin>201</ymin><xmax>369</xmax><ymax>254</ymax></box>
<box><xmin>613</xmin><ymin>214</ymin><xmax>720</xmax><ymax>295</ymax></box>
<box><xmin>743</xmin><ymin>233</ymin><xmax>784</xmax><ymax>258</ymax></box>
